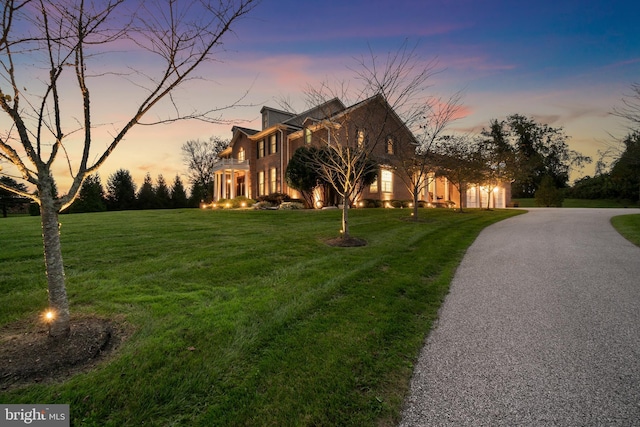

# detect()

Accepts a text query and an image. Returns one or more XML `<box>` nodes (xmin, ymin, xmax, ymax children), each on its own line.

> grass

<box><xmin>0</xmin><ymin>208</ymin><xmax>522</xmax><ymax>426</ymax></box>
<box><xmin>513</xmin><ymin>198</ymin><xmax>640</xmax><ymax>208</ymax></box>
<box><xmin>611</xmin><ymin>214</ymin><xmax>640</xmax><ymax>247</ymax></box>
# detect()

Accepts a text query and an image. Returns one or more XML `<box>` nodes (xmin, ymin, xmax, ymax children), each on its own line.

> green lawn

<box><xmin>611</xmin><ymin>214</ymin><xmax>640</xmax><ymax>247</ymax></box>
<box><xmin>0</xmin><ymin>208</ymin><xmax>522</xmax><ymax>426</ymax></box>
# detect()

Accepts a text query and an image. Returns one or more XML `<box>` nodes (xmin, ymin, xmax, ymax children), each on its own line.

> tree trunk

<box><xmin>412</xmin><ymin>188</ymin><xmax>419</xmax><ymax>220</ymax></box>
<box><xmin>341</xmin><ymin>196</ymin><xmax>349</xmax><ymax>238</ymax></box>
<box><xmin>40</xmin><ymin>185</ymin><xmax>70</xmax><ymax>338</ymax></box>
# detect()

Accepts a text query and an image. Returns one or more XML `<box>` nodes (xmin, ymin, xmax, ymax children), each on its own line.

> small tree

<box><xmin>535</xmin><ymin>175</ymin><xmax>564</xmax><ymax>207</ymax></box>
<box><xmin>285</xmin><ymin>147</ymin><xmax>323</xmax><ymax>208</ymax></box>
<box><xmin>353</xmin><ymin>41</ymin><xmax>464</xmax><ymax>221</ymax></box>
<box><xmin>181</xmin><ymin>137</ymin><xmax>230</xmax><ymax>203</ymax></box>
<box><xmin>0</xmin><ymin>0</ymin><xmax>257</xmax><ymax>337</ymax></box>
<box><xmin>478</xmin><ymin>120</ymin><xmax>516</xmax><ymax>209</ymax></box>
<box><xmin>434</xmin><ymin>135</ymin><xmax>484</xmax><ymax>212</ymax></box>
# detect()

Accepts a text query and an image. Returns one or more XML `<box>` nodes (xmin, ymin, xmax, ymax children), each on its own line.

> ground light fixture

<box><xmin>43</xmin><ymin>309</ymin><xmax>55</xmax><ymax>334</ymax></box>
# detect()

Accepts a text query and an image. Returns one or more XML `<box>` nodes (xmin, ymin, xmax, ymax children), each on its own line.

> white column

<box><xmin>230</xmin><ymin>169</ymin><xmax>236</xmax><ymax>199</ymax></box>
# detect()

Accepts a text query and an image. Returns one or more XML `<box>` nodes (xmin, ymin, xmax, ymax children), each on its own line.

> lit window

<box><xmin>258</xmin><ymin>140</ymin><xmax>265</xmax><ymax>158</ymax></box>
<box><xmin>305</xmin><ymin>128</ymin><xmax>312</xmax><ymax>144</ymax></box>
<box><xmin>270</xmin><ymin>134</ymin><xmax>277</xmax><ymax>154</ymax></box>
<box><xmin>258</xmin><ymin>171</ymin><xmax>265</xmax><ymax>195</ymax></box>
<box><xmin>386</xmin><ymin>136</ymin><xmax>394</xmax><ymax>154</ymax></box>
<box><xmin>270</xmin><ymin>167</ymin><xmax>277</xmax><ymax>193</ymax></box>
<box><xmin>381</xmin><ymin>170</ymin><xmax>392</xmax><ymax>193</ymax></box>
<box><xmin>238</xmin><ymin>147</ymin><xmax>245</xmax><ymax>162</ymax></box>
<box><xmin>370</xmin><ymin>176</ymin><xmax>378</xmax><ymax>193</ymax></box>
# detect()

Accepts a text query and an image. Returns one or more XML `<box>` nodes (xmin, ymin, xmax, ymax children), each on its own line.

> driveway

<box><xmin>400</xmin><ymin>208</ymin><xmax>640</xmax><ymax>426</ymax></box>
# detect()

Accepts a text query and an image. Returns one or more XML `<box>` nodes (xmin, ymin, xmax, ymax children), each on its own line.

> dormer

<box><xmin>260</xmin><ymin>106</ymin><xmax>295</xmax><ymax>130</ymax></box>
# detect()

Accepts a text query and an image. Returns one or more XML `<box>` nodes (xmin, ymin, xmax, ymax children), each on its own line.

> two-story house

<box><xmin>212</xmin><ymin>94</ymin><xmax>510</xmax><ymax>208</ymax></box>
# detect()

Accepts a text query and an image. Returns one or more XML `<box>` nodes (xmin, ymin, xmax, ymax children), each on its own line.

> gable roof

<box><xmin>282</xmin><ymin>98</ymin><xmax>346</xmax><ymax>128</ymax></box>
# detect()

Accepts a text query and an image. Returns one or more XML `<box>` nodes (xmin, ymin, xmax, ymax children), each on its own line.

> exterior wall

<box><xmin>253</xmin><ymin>131</ymin><xmax>285</xmax><ymax>198</ymax></box>
<box><xmin>464</xmin><ymin>184</ymin><xmax>509</xmax><ymax>208</ymax></box>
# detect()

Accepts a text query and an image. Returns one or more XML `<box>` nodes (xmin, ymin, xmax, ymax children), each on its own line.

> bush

<box><xmin>360</xmin><ymin>199</ymin><xmax>382</xmax><ymax>208</ymax></box>
<box><xmin>279</xmin><ymin>202</ymin><xmax>305</xmax><ymax>210</ymax></box>
<box><xmin>535</xmin><ymin>176</ymin><xmax>564</xmax><ymax>207</ymax></box>
<box><xmin>215</xmin><ymin>196</ymin><xmax>256</xmax><ymax>209</ymax></box>
<box><xmin>256</xmin><ymin>193</ymin><xmax>290</xmax><ymax>206</ymax></box>
<box><xmin>254</xmin><ymin>201</ymin><xmax>276</xmax><ymax>210</ymax></box>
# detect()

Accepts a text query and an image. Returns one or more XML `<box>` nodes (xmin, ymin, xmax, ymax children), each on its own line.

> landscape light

<box><xmin>241</xmin><ymin>202</ymin><xmax>246</xmax><ymax>207</ymax></box>
<box><xmin>43</xmin><ymin>309</ymin><xmax>55</xmax><ymax>333</ymax></box>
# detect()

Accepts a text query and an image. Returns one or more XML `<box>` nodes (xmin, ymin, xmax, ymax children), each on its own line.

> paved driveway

<box><xmin>400</xmin><ymin>208</ymin><xmax>640</xmax><ymax>426</ymax></box>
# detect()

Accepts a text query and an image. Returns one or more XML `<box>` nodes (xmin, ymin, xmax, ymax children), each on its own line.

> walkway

<box><xmin>400</xmin><ymin>208</ymin><xmax>640</xmax><ymax>426</ymax></box>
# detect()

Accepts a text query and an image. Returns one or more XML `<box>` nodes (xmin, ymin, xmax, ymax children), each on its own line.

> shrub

<box><xmin>279</xmin><ymin>201</ymin><xmax>305</xmax><ymax>210</ymax></box>
<box><xmin>254</xmin><ymin>201</ymin><xmax>276</xmax><ymax>210</ymax></box>
<box><xmin>257</xmin><ymin>193</ymin><xmax>290</xmax><ymax>206</ymax></box>
<box><xmin>361</xmin><ymin>199</ymin><xmax>382</xmax><ymax>208</ymax></box>
<box><xmin>214</xmin><ymin>196</ymin><xmax>256</xmax><ymax>209</ymax></box>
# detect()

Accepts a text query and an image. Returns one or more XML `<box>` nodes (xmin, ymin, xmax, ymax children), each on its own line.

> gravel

<box><xmin>400</xmin><ymin>208</ymin><xmax>640</xmax><ymax>426</ymax></box>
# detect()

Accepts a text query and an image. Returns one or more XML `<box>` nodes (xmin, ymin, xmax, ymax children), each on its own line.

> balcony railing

<box><xmin>212</xmin><ymin>158</ymin><xmax>250</xmax><ymax>171</ymax></box>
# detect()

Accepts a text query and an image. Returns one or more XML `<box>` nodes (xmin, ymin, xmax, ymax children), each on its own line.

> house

<box><xmin>212</xmin><ymin>94</ymin><xmax>510</xmax><ymax>208</ymax></box>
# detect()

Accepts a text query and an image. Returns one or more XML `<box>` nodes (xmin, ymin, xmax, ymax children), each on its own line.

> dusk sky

<box><xmin>8</xmin><ymin>0</ymin><xmax>640</xmax><ymax>192</ymax></box>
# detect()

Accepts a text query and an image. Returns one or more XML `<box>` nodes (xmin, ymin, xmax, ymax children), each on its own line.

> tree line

<box><xmin>64</xmin><ymin>170</ymin><xmax>201</xmax><ymax>213</ymax></box>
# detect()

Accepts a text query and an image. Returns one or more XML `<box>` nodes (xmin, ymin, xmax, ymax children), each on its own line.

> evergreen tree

<box><xmin>171</xmin><ymin>175</ymin><xmax>190</xmax><ymax>208</ymax></box>
<box><xmin>68</xmin><ymin>174</ymin><xmax>106</xmax><ymax>213</ymax></box>
<box><xmin>535</xmin><ymin>175</ymin><xmax>564</xmax><ymax>207</ymax></box>
<box><xmin>155</xmin><ymin>174</ymin><xmax>172</xmax><ymax>209</ymax></box>
<box><xmin>0</xmin><ymin>176</ymin><xmax>29</xmax><ymax>217</ymax></box>
<box><xmin>137</xmin><ymin>173</ymin><xmax>156</xmax><ymax>210</ymax></box>
<box><xmin>106</xmin><ymin>169</ymin><xmax>137</xmax><ymax>211</ymax></box>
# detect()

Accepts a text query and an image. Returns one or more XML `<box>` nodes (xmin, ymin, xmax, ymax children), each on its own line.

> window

<box><xmin>270</xmin><ymin>167</ymin><xmax>277</xmax><ymax>193</ymax></box>
<box><xmin>356</xmin><ymin>129</ymin><xmax>365</xmax><ymax>147</ymax></box>
<box><xmin>386</xmin><ymin>136</ymin><xmax>394</xmax><ymax>154</ymax></box>
<box><xmin>238</xmin><ymin>147</ymin><xmax>245</xmax><ymax>162</ymax></box>
<box><xmin>270</xmin><ymin>134</ymin><xmax>277</xmax><ymax>154</ymax></box>
<box><xmin>258</xmin><ymin>139</ymin><xmax>265</xmax><ymax>158</ymax></box>
<box><xmin>258</xmin><ymin>171</ymin><xmax>265</xmax><ymax>196</ymax></box>
<box><xmin>381</xmin><ymin>169</ymin><xmax>393</xmax><ymax>193</ymax></box>
<box><xmin>370</xmin><ymin>176</ymin><xmax>378</xmax><ymax>193</ymax></box>
<box><xmin>305</xmin><ymin>128</ymin><xmax>312</xmax><ymax>144</ymax></box>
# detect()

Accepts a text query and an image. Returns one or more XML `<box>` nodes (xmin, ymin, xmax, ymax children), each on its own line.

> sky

<box><xmin>3</xmin><ymin>0</ymin><xmax>640</xmax><ymax>192</ymax></box>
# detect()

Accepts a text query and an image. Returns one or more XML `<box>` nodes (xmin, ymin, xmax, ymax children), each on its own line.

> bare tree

<box><xmin>390</xmin><ymin>91</ymin><xmax>464</xmax><ymax>219</ymax></box>
<box><xmin>613</xmin><ymin>83</ymin><xmax>640</xmax><ymax>130</ymax></box>
<box><xmin>434</xmin><ymin>135</ymin><xmax>484</xmax><ymax>212</ymax></box>
<box><xmin>302</xmin><ymin>40</ymin><xmax>462</xmax><ymax>237</ymax></box>
<box><xmin>0</xmin><ymin>0</ymin><xmax>257</xmax><ymax>337</ymax></box>
<box><xmin>181</xmin><ymin>136</ymin><xmax>229</xmax><ymax>202</ymax></box>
